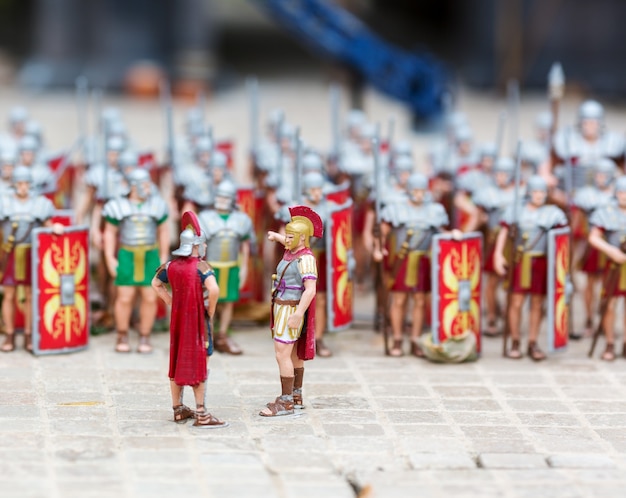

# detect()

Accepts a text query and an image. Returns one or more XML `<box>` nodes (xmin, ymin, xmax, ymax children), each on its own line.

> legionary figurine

<box><xmin>494</xmin><ymin>175</ymin><xmax>568</xmax><ymax>360</ymax></box>
<box><xmin>262</xmin><ymin>206</ymin><xmax>322</xmax><ymax>417</ymax></box>
<box><xmin>198</xmin><ymin>180</ymin><xmax>254</xmax><ymax>355</ymax></box>
<box><xmin>573</xmin><ymin>158</ymin><xmax>617</xmax><ymax>338</ymax></box>
<box><xmin>373</xmin><ymin>173</ymin><xmax>453</xmax><ymax>357</ymax></box>
<box><xmin>16</xmin><ymin>135</ymin><xmax>56</xmax><ymax>195</ymax></box>
<box><xmin>102</xmin><ymin>168</ymin><xmax>169</xmax><ymax>353</ymax></box>
<box><xmin>0</xmin><ymin>166</ymin><xmax>61</xmax><ymax>352</ymax></box>
<box><xmin>0</xmin><ymin>148</ymin><xmax>16</xmax><ymax>193</ymax></box>
<box><xmin>469</xmin><ymin>157</ymin><xmax>517</xmax><ymax>336</ymax></box>
<box><xmin>152</xmin><ymin>211</ymin><xmax>228</xmax><ymax>428</ymax></box>
<box><xmin>587</xmin><ymin>176</ymin><xmax>626</xmax><ymax>361</ymax></box>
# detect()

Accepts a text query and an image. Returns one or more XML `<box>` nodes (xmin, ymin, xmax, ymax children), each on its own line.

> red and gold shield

<box><xmin>547</xmin><ymin>227</ymin><xmax>570</xmax><ymax>353</ymax></box>
<box><xmin>31</xmin><ymin>227</ymin><xmax>89</xmax><ymax>355</ymax></box>
<box><xmin>46</xmin><ymin>153</ymin><xmax>74</xmax><ymax>209</ymax></box>
<box><xmin>326</xmin><ymin>199</ymin><xmax>354</xmax><ymax>331</ymax></box>
<box><xmin>216</xmin><ymin>140</ymin><xmax>235</xmax><ymax>171</ymax></box>
<box><xmin>325</xmin><ymin>180</ymin><xmax>351</xmax><ymax>205</ymax></box>
<box><xmin>430</xmin><ymin>233</ymin><xmax>483</xmax><ymax>352</ymax></box>
<box><xmin>235</xmin><ymin>186</ymin><xmax>264</xmax><ymax>303</ymax></box>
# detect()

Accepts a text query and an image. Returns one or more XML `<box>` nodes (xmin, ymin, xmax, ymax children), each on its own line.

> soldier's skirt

<box><xmin>579</xmin><ymin>245</ymin><xmax>607</xmax><ymax>275</ymax></box>
<box><xmin>1</xmin><ymin>244</ymin><xmax>31</xmax><ymax>286</ymax></box>
<box><xmin>483</xmin><ymin>243</ymin><xmax>497</xmax><ymax>274</ymax></box>
<box><xmin>511</xmin><ymin>255</ymin><xmax>547</xmax><ymax>295</ymax></box>
<box><xmin>389</xmin><ymin>252</ymin><xmax>431</xmax><ymax>294</ymax></box>
<box><xmin>272</xmin><ymin>302</ymin><xmax>304</xmax><ymax>343</ymax></box>
<box><xmin>212</xmin><ymin>265</ymin><xmax>240</xmax><ymax>303</ymax></box>
<box><xmin>115</xmin><ymin>246</ymin><xmax>160</xmax><ymax>286</ymax></box>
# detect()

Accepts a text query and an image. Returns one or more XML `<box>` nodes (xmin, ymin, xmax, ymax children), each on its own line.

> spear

<box><xmin>295</xmin><ymin>127</ymin><xmax>303</xmax><ymax>204</ymax></box>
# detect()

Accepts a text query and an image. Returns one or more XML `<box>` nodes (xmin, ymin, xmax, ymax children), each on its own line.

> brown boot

<box><xmin>315</xmin><ymin>338</ymin><xmax>332</xmax><ymax>358</ymax></box>
<box><xmin>24</xmin><ymin>334</ymin><xmax>33</xmax><ymax>353</ymax></box>
<box><xmin>214</xmin><ymin>333</ymin><xmax>242</xmax><ymax>355</ymax></box>
<box><xmin>260</xmin><ymin>376</ymin><xmax>294</xmax><ymax>416</ymax></box>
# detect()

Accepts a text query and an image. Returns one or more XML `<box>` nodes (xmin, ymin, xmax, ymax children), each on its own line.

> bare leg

<box><xmin>601</xmin><ymin>297</ymin><xmax>617</xmax><ymax>361</ymax></box>
<box><xmin>389</xmin><ymin>292</ymin><xmax>407</xmax><ymax>356</ymax></box>
<box><xmin>484</xmin><ymin>273</ymin><xmax>500</xmax><ymax>334</ymax></box>
<box><xmin>0</xmin><ymin>286</ymin><xmax>16</xmax><ymax>352</ymax></box>
<box><xmin>114</xmin><ymin>286</ymin><xmax>136</xmax><ymax>352</ymax></box>
<box><xmin>506</xmin><ymin>293</ymin><xmax>525</xmax><ymax>358</ymax></box>
<box><xmin>527</xmin><ymin>294</ymin><xmax>547</xmax><ymax>361</ymax></box>
<box><xmin>314</xmin><ymin>292</ymin><xmax>331</xmax><ymax>357</ymax></box>
<box><xmin>137</xmin><ymin>286</ymin><xmax>157</xmax><ymax>353</ymax></box>
<box><xmin>170</xmin><ymin>381</ymin><xmax>183</xmax><ymax>407</ymax></box>
<box><xmin>23</xmin><ymin>286</ymin><xmax>33</xmax><ymax>351</ymax></box>
<box><xmin>214</xmin><ymin>302</ymin><xmax>242</xmax><ymax>355</ymax></box>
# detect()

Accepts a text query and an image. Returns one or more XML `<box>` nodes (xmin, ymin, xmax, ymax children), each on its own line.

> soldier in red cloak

<box><xmin>152</xmin><ymin>211</ymin><xmax>228</xmax><ymax>428</ymax></box>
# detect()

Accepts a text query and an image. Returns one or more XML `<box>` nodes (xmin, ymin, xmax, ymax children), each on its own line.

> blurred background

<box><xmin>0</xmin><ymin>0</ymin><xmax>624</xmax><ymax>106</ymax></box>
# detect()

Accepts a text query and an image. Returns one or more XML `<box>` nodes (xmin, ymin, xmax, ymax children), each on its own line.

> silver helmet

<box><xmin>526</xmin><ymin>175</ymin><xmax>548</xmax><ymax>193</ymax></box>
<box><xmin>302</xmin><ymin>172</ymin><xmax>325</xmax><ymax>197</ymax></box>
<box><xmin>195</xmin><ymin>136</ymin><xmax>213</xmax><ymax>154</ymax></box>
<box><xmin>479</xmin><ymin>142</ymin><xmax>497</xmax><ymax>159</ymax></box>
<box><xmin>302</xmin><ymin>153</ymin><xmax>324</xmax><ymax>173</ymax></box>
<box><xmin>106</xmin><ymin>136</ymin><xmax>125</xmax><ymax>153</ymax></box>
<box><xmin>214</xmin><ymin>180</ymin><xmax>237</xmax><ymax>211</ymax></box>
<box><xmin>173</xmin><ymin>211</ymin><xmax>206</xmax><ymax>257</ymax></box>
<box><xmin>12</xmin><ymin>165</ymin><xmax>33</xmax><ymax>184</ymax></box>
<box><xmin>18</xmin><ymin>135</ymin><xmax>38</xmax><ymax>152</ymax></box>
<box><xmin>212</xmin><ymin>151</ymin><xmax>228</xmax><ymax>171</ymax></box>
<box><xmin>119</xmin><ymin>150</ymin><xmax>139</xmax><ymax>169</ymax></box>
<box><xmin>394</xmin><ymin>155</ymin><xmax>414</xmax><ymax>174</ymax></box>
<box><xmin>406</xmin><ymin>172</ymin><xmax>429</xmax><ymax>191</ymax></box>
<box><xmin>9</xmin><ymin>106</ymin><xmax>28</xmax><ymax>124</ymax></box>
<box><xmin>578</xmin><ymin>100</ymin><xmax>604</xmax><ymax>122</ymax></box>
<box><xmin>595</xmin><ymin>157</ymin><xmax>617</xmax><ymax>183</ymax></box>
<box><xmin>615</xmin><ymin>176</ymin><xmax>626</xmax><ymax>193</ymax></box>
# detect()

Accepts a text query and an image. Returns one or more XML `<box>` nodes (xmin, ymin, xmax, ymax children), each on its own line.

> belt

<box><xmin>274</xmin><ymin>298</ymin><xmax>300</xmax><ymax>306</ymax></box>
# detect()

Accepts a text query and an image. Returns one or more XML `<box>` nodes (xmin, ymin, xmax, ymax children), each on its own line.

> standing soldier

<box><xmin>0</xmin><ymin>167</ymin><xmax>62</xmax><ymax>352</ymax></box>
<box><xmin>152</xmin><ymin>211</ymin><xmax>228</xmax><ymax>428</ymax></box>
<box><xmin>102</xmin><ymin>168</ymin><xmax>169</xmax><ymax>353</ymax></box>
<box><xmin>372</xmin><ymin>173</ymin><xmax>453</xmax><ymax>357</ymax></box>
<box><xmin>469</xmin><ymin>157</ymin><xmax>517</xmax><ymax>336</ymax></box>
<box><xmin>494</xmin><ymin>176</ymin><xmax>568</xmax><ymax>360</ymax></box>
<box><xmin>587</xmin><ymin>177</ymin><xmax>626</xmax><ymax>361</ymax></box>
<box><xmin>573</xmin><ymin>158</ymin><xmax>617</xmax><ymax>338</ymax></box>
<box><xmin>198</xmin><ymin>180</ymin><xmax>253</xmax><ymax>355</ymax></box>
<box><xmin>262</xmin><ymin>206</ymin><xmax>321</xmax><ymax>416</ymax></box>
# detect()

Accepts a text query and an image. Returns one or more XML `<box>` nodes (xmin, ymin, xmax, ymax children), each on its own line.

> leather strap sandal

<box><xmin>193</xmin><ymin>405</ymin><xmax>228</xmax><ymax>428</ymax></box>
<box><xmin>527</xmin><ymin>341</ymin><xmax>546</xmax><ymax>362</ymax></box>
<box><xmin>601</xmin><ymin>343</ymin><xmax>615</xmax><ymax>362</ymax></box>
<box><xmin>137</xmin><ymin>335</ymin><xmax>153</xmax><ymax>354</ymax></box>
<box><xmin>293</xmin><ymin>388</ymin><xmax>304</xmax><ymax>409</ymax></box>
<box><xmin>506</xmin><ymin>339</ymin><xmax>523</xmax><ymax>359</ymax></box>
<box><xmin>259</xmin><ymin>395</ymin><xmax>295</xmax><ymax>417</ymax></box>
<box><xmin>173</xmin><ymin>405</ymin><xmax>195</xmax><ymax>424</ymax></box>
<box><xmin>411</xmin><ymin>340</ymin><xmax>425</xmax><ymax>358</ymax></box>
<box><xmin>389</xmin><ymin>339</ymin><xmax>404</xmax><ymax>357</ymax></box>
<box><xmin>315</xmin><ymin>339</ymin><xmax>332</xmax><ymax>357</ymax></box>
<box><xmin>24</xmin><ymin>334</ymin><xmax>33</xmax><ymax>353</ymax></box>
<box><xmin>0</xmin><ymin>333</ymin><xmax>15</xmax><ymax>353</ymax></box>
<box><xmin>214</xmin><ymin>333</ymin><xmax>243</xmax><ymax>355</ymax></box>
<box><xmin>483</xmin><ymin>319</ymin><xmax>501</xmax><ymax>337</ymax></box>
<box><xmin>115</xmin><ymin>331</ymin><xmax>131</xmax><ymax>353</ymax></box>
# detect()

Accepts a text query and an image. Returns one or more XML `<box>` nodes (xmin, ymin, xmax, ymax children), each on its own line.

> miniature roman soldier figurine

<box><xmin>262</xmin><ymin>206</ymin><xmax>322</xmax><ymax>416</ymax></box>
<box><xmin>0</xmin><ymin>166</ymin><xmax>62</xmax><ymax>352</ymax></box>
<box><xmin>469</xmin><ymin>157</ymin><xmax>517</xmax><ymax>336</ymax></box>
<box><xmin>102</xmin><ymin>168</ymin><xmax>169</xmax><ymax>353</ymax></box>
<box><xmin>494</xmin><ymin>175</ymin><xmax>568</xmax><ymax>360</ymax></box>
<box><xmin>573</xmin><ymin>158</ymin><xmax>617</xmax><ymax>338</ymax></box>
<box><xmin>373</xmin><ymin>173</ymin><xmax>453</xmax><ymax>357</ymax></box>
<box><xmin>587</xmin><ymin>176</ymin><xmax>626</xmax><ymax>361</ymax></box>
<box><xmin>152</xmin><ymin>211</ymin><xmax>228</xmax><ymax>428</ymax></box>
<box><xmin>198</xmin><ymin>180</ymin><xmax>254</xmax><ymax>355</ymax></box>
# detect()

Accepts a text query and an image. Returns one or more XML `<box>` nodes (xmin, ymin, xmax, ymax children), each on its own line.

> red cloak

<box><xmin>167</xmin><ymin>257</ymin><xmax>208</xmax><ymax>386</ymax></box>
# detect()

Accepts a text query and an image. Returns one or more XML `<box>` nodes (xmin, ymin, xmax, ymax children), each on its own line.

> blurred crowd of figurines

<box><xmin>2</xmin><ymin>69</ymin><xmax>626</xmax><ymax>363</ymax></box>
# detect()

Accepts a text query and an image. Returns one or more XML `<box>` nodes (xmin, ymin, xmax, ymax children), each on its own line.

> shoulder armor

<box><xmin>589</xmin><ymin>205</ymin><xmax>621</xmax><ymax>231</ymax></box>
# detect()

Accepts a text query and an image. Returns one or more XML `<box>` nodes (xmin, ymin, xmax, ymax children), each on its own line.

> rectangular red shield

<box><xmin>235</xmin><ymin>186</ymin><xmax>264</xmax><ymax>303</ymax></box>
<box><xmin>216</xmin><ymin>140</ymin><xmax>235</xmax><ymax>171</ymax></box>
<box><xmin>431</xmin><ymin>232</ymin><xmax>483</xmax><ymax>352</ymax></box>
<box><xmin>31</xmin><ymin>226</ymin><xmax>90</xmax><ymax>355</ymax></box>
<box><xmin>326</xmin><ymin>199</ymin><xmax>354</xmax><ymax>331</ymax></box>
<box><xmin>325</xmin><ymin>180</ymin><xmax>351</xmax><ymax>205</ymax></box>
<box><xmin>47</xmin><ymin>153</ymin><xmax>74</xmax><ymax>209</ymax></box>
<box><xmin>547</xmin><ymin>227</ymin><xmax>570</xmax><ymax>353</ymax></box>
<box><xmin>51</xmin><ymin>209</ymin><xmax>76</xmax><ymax>227</ymax></box>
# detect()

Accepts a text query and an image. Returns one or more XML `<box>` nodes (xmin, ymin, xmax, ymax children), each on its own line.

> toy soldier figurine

<box><xmin>152</xmin><ymin>211</ymin><xmax>228</xmax><ymax>428</ymax></box>
<box><xmin>494</xmin><ymin>175</ymin><xmax>568</xmax><ymax>360</ymax></box>
<box><xmin>0</xmin><ymin>166</ymin><xmax>62</xmax><ymax>352</ymax></box>
<box><xmin>198</xmin><ymin>180</ymin><xmax>253</xmax><ymax>355</ymax></box>
<box><xmin>573</xmin><ymin>158</ymin><xmax>616</xmax><ymax>338</ymax></box>
<box><xmin>373</xmin><ymin>173</ymin><xmax>453</xmax><ymax>357</ymax></box>
<box><xmin>262</xmin><ymin>205</ymin><xmax>322</xmax><ymax>416</ymax></box>
<box><xmin>16</xmin><ymin>135</ymin><xmax>55</xmax><ymax>195</ymax></box>
<box><xmin>587</xmin><ymin>176</ymin><xmax>626</xmax><ymax>361</ymax></box>
<box><xmin>102</xmin><ymin>168</ymin><xmax>169</xmax><ymax>353</ymax></box>
<box><xmin>0</xmin><ymin>148</ymin><xmax>16</xmax><ymax>192</ymax></box>
<box><xmin>469</xmin><ymin>157</ymin><xmax>517</xmax><ymax>336</ymax></box>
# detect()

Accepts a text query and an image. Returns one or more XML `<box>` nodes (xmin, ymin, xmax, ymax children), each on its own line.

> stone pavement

<box><xmin>2</xmin><ymin>286</ymin><xmax>626</xmax><ymax>498</ymax></box>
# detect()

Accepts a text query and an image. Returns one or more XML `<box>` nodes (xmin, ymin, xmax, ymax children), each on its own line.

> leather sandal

<box><xmin>193</xmin><ymin>406</ymin><xmax>229</xmax><ymax>429</ymax></box>
<box><xmin>1</xmin><ymin>333</ymin><xmax>15</xmax><ymax>353</ymax></box>
<box><xmin>506</xmin><ymin>339</ymin><xmax>523</xmax><ymax>359</ymax></box>
<box><xmin>115</xmin><ymin>331</ymin><xmax>131</xmax><ymax>353</ymax></box>
<box><xmin>315</xmin><ymin>339</ymin><xmax>332</xmax><ymax>358</ymax></box>
<box><xmin>483</xmin><ymin>319</ymin><xmax>501</xmax><ymax>337</ymax></box>
<box><xmin>389</xmin><ymin>339</ymin><xmax>403</xmax><ymax>357</ymax></box>
<box><xmin>259</xmin><ymin>395</ymin><xmax>295</xmax><ymax>417</ymax></box>
<box><xmin>293</xmin><ymin>388</ymin><xmax>304</xmax><ymax>409</ymax></box>
<box><xmin>527</xmin><ymin>342</ymin><xmax>546</xmax><ymax>362</ymax></box>
<box><xmin>410</xmin><ymin>340</ymin><xmax>425</xmax><ymax>358</ymax></box>
<box><xmin>24</xmin><ymin>334</ymin><xmax>33</xmax><ymax>353</ymax></box>
<box><xmin>601</xmin><ymin>343</ymin><xmax>615</xmax><ymax>362</ymax></box>
<box><xmin>214</xmin><ymin>333</ymin><xmax>242</xmax><ymax>355</ymax></box>
<box><xmin>137</xmin><ymin>335</ymin><xmax>153</xmax><ymax>354</ymax></box>
<box><xmin>173</xmin><ymin>405</ymin><xmax>195</xmax><ymax>424</ymax></box>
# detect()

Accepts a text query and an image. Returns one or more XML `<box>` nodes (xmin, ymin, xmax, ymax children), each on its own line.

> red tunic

<box><xmin>167</xmin><ymin>257</ymin><xmax>208</xmax><ymax>386</ymax></box>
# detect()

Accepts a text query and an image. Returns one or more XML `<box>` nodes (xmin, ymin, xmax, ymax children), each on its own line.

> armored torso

<box><xmin>0</xmin><ymin>194</ymin><xmax>54</xmax><ymax>244</ymax></box>
<box><xmin>590</xmin><ymin>205</ymin><xmax>626</xmax><ymax>248</ymax></box>
<box><xmin>85</xmin><ymin>164</ymin><xmax>128</xmax><ymax>201</ymax></box>
<box><xmin>473</xmin><ymin>186</ymin><xmax>517</xmax><ymax>231</ymax></box>
<box><xmin>382</xmin><ymin>201</ymin><xmax>449</xmax><ymax>252</ymax></box>
<box><xmin>501</xmin><ymin>203</ymin><xmax>567</xmax><ymax>255</ymax></box>
<box><xmin>273</xmin><ymin>249</ymin><xmax>316</xmax><ymax>301</ymax></box>
<box><xmin>573</xmin><ymin>186</ymin><xmax>614</xmax><ymax>215</ymax></box>
<box><xmin>102</xmin><ymin>195</ymin><xmax>168</xmax><ymax>246</ymax></box>
<box><xmin>198</xmin><ymin>209</ymin><xmax>253</xmax><ymax>262</ymax></box>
